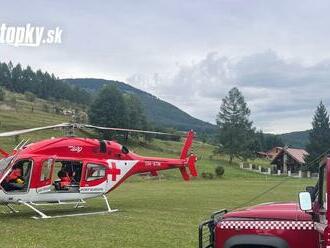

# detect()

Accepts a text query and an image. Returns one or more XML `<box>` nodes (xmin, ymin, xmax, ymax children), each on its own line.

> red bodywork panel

<box><xmin>214</xmin><ymin>203</ymin><xmax>319</xmax><ymax>248</ymax></box>
<box><xmin>224</xmin><ymin>202</ymin><xmax>312</xmax><ymax>220</ymax></box>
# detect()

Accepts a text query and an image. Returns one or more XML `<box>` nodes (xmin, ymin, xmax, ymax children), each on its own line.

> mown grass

<box><xmin>0</xmin><ymin>93</ymin><xmax>316</xmax><ymax>248</ymax></box>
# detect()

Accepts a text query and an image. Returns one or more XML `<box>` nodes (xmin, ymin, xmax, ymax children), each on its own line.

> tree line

<box><xmin>0</xmin><ymin>61</ymin><xmax>157</xmax><ymax>139</ymax></box>
<box><xmin>0</xmin><ymin>61</ymin><xmax>91</xmax><ymax>105</ymax></box>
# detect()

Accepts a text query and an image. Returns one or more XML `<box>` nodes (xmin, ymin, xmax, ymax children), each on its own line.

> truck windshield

<box><xmin>0</xmin><ymin>156</ymin><xmax>14</xmax><ymax>174</ymax></box>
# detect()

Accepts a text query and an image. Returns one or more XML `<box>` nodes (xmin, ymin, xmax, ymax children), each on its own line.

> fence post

<box><xmin>288</xmin><ymin>170</ymin><xmax>291</xmax><ymax>177</ymax></box>
<box><xmin>298</xmin><ymin>170</ymin><xmax>302</xmax><ymax>178</ymax></box>
<box><xmin>307</xmin><ymin>171</ymin><xmax>311</xmax><ymax>178</ymax></box>
<box><xmin>249</xmin><ymin>164</ymin><xmax>253</xmax><ymax>170</ymax></box>
<box><xmin>267</xmin><ymin>168</ymin><xmax>271</xmax><ymax>175</ymax></box>
<box><xmin>277</xmin><ymin>170</ymin><xmax>281</xmax><ymax>176</ymax></box>
<box><xmin>258</xmin><ymin>166</ymin><xmax>262</xmax><ymax>173</ymax></box>
<box><xmin>240</xmin><ymin>162</ymin><xmax>244</xmax><ymax>169</ymax></box>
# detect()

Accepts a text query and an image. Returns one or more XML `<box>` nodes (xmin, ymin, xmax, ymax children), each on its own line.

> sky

<box><xmin>1</xmin><ymin>0</ymin><xmax>330</xmax><ymax>133</ymax></box>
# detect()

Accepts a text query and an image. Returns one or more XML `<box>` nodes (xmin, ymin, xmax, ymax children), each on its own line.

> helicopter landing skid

<box><xmin>2</xmin><ymin>204</ymin><xmax>20</xmax><ymax>214</ymax></box>
<box><xmin>18</xmin><ymin>195</ymin><xmax>118</xmax><ymax>219</ymax></box>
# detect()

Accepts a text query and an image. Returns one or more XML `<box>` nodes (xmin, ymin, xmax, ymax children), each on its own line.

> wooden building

<box><xmin>271</xmin><ymin>147</ymin><xmax>308</xmax><ymax>173</ymax></box>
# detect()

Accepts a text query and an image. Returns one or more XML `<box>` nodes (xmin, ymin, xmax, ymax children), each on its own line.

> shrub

<box><xmin>201</xmin><ymin>172</ymin><xmax>214</xmax><ymax>179</ymax></box>
<box><xmin>215</xmin><ymin>166</ymin><xmax>225</xmax><ymax>177</ymax></box>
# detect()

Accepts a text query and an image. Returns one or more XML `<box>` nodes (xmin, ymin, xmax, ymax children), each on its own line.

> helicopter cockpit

<box><xmin>0</xmin><ymin>159</ymin><xmax>32</xmax><ymax>193</ymax></box>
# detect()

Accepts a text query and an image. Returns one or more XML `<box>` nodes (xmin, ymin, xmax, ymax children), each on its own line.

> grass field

<box><xmin>0</xmin><ymin>93</ymin><xmax>317</xmax><ymax>248</ymax></box>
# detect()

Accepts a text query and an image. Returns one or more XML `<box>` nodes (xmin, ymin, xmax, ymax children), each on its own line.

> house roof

<box><xmin>271</xmin><ymin>147</ymin><xmax>309</xmax><ymax>165</ymax></box>
<box><xmin>266</xmin><ymin>147</ymin><xmax>283</xmax><ymax>154</ymax></box>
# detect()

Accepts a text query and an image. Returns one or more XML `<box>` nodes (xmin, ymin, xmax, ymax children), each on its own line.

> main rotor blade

<box><xmin>0</xmin><ymin>123</ymin><xmax>72</xmax><ymax>137</ymax></box>
<box><xmin>82</xmin><ymin>124</ymin><xmax>182</xmax><ymax>136</ymax></box>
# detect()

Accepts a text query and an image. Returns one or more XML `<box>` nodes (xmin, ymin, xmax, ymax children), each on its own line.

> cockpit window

<box><xmin>0</xmin><ymin>156</ymin><xmax>14</xmax><ymax>174</ymax></box>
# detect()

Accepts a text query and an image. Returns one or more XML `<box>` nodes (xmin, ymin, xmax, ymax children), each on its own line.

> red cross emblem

<box><xmin>109</xmin><ymin>162</ymin><xmax>121</xmax><ymax>181</ymax></box>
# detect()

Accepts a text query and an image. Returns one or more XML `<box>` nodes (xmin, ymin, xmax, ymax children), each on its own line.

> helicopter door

<box><xmin>80</xmin><ymin>162</ymin><xmax>108</xmax><ymax>194</ymax></box>
<box><xmin>36</xmin><ymin>159</ymin><xmax>54</xmax><ymax>194</ymax></box>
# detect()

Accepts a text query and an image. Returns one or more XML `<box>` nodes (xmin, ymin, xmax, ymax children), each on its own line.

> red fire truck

<box><xmin>199</xmin><ymin>156</ymin><xmax>330</xmax><ymax>248</ymax></box>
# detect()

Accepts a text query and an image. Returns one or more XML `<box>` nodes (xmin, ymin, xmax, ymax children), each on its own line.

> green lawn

<box><xmin>0</xmin><ymin>177</ymin><xmax>315</xmax><ymax>248</ymax></box>
<box><xmin>0</xmin><ymin>94</ymin><xmax>317</xmax><ymax>248</ymax></box>
<box><xmin>0</xmin><ymin>139</ymin><xmax>316</xmax><ymax>248</ymax></box>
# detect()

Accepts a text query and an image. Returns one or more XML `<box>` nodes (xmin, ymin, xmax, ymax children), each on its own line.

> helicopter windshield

<box><xmin>0</xmin><ymin>156</ymin><xmax>14</xmax><ymax>174</ymax></box>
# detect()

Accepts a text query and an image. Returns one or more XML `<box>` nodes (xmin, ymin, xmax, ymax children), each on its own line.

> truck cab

<box><xmin>199</xmin><ymin>156</ymin><xmax>330</xmax><ymax>248</ymax></box>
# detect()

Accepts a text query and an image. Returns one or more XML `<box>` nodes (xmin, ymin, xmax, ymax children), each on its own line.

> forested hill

<box><xmin>64</xmin><ymin>78</ymin><xmax>216</xmax><ymax>133</ymax></box>
<box><xmin>279</xmin><ymin>130</ymin><xmax>310</xmax><ymax>148</ymax></box>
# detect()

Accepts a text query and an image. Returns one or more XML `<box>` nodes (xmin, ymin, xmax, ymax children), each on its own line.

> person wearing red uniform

<box><xmin>58</xmin><ymin>169</ymin><xmax>71</xmax><ymax>189</ymax></box>
<box><xmin>1</xmin><ymin>166</ymin><xmax>24</xmax><ymax>191</ymax></box>
<box><xmin>6</xmin><ymin>168</ymin><xmax>22</xmax><ymax>183</ymax></box>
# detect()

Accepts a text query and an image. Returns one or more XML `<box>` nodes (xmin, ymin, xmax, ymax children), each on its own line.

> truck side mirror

<box><xmin>299</xmin><ymin>192</ymin><xmax>312</xmax><ymax>211</ymax></box>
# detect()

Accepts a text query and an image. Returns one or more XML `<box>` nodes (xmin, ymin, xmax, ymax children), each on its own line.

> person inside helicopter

<box><xmin>57</xmin><ymin>168</ymin><xmax>71</xmax><ymax>189</ymax></box>
<box><xmin>53</xmin><ymin>161</ymin><xmax>82</xmax><ymax>191</ymax></box>
<box><xmin>1</xmin><ymin>164</ymin><xmax>24</xmax><ymax>191</ymax></box>
<box><xmin>1</xmin><ymin>160</ymin><xmax>32</xmax><ymax>192</ymax></box>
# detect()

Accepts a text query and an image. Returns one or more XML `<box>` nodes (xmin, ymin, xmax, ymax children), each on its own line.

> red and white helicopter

<box><xmin>0</xmin><ymin>123</ymin><xmax>197</xmax><ymax>219</ymax></box>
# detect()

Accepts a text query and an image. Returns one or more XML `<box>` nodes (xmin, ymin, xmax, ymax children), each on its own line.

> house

<box><xmin>256</xmin><ymin>147</ymin><xmax>283</xmax><ymax>160</ymax></box>
<box><xmin>267</xmin><ymin>147</ymin><xmax>283</xmax><ymax>159</ymax></box>
<box><xmin>271</xmin><ymin>147</ymin><xmax>309</xmax><ymax>173</ymax></box>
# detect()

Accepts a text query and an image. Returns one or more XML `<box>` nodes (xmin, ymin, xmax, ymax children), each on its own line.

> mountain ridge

<box><xmin>64</xmin><ymin>78</ymin><xmax>216</xmax><ymax>133</ymax></box>
<box><xmin>278</xmin><ymin>130</ymin><xmax>309</xmax><ymax>148</ymax></box>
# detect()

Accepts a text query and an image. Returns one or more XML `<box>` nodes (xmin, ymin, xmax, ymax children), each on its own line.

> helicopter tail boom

<box><xmin>178</xmin><ymin>130</ymin><xmax>197</xmax><ymax>180</ymax></box>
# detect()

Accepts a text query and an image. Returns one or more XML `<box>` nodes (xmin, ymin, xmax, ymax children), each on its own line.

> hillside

<box><xmin>0</xmin><ymin>90</ymin><xmax>72</xmax><ymax>151</ymax></box>
<box><xmin>279</xmin><ymin>130</ymin><xmax>310</xmax><ymax>148</ymax></box>
<box><xmin>64</xmin><ymin>78</ymin><xmax>216</xmax><ymax>133</ymax></box>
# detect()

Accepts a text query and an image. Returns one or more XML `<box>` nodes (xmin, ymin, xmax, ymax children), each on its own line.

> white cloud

<box><xmin>128</xmin><ymin>50</ymin><xmax>330</xmax><ymax>133</ymax></box>
<box><xmin>2</xmin><ymin>1</ymin><xmax>330</xmax><ymax>133</ymax></box>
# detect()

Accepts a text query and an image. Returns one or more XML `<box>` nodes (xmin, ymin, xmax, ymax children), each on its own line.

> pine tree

<box><xmin>305</xmin><ymin>102</ymin><xmax>330</xmax><ymax>171</ymax></box>
<box><xmin>216</xmin><ymin>87</ymin><xmax>255</xmax><ymax>163</ymax></box>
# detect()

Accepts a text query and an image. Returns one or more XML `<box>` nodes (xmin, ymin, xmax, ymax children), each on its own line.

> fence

<box><xmin>239</xmin><ymin>162</ymin><xmax>318</xmax><ymax>178</ymax></box>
